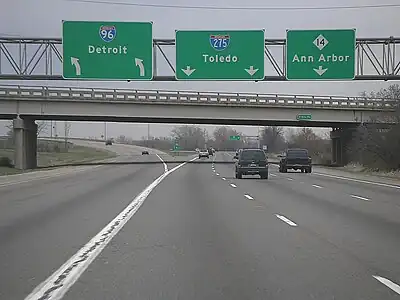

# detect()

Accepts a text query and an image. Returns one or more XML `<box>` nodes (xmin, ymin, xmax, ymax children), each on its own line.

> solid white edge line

<box><xmin>373</xmin><ymin>275</ymin><xmax>400</xmax><ymax>295</ymax></box>
<box><xmin>275</xmin><ymin>214</ymin><xmax>298</xmax><ymax>227</ymax></box>
<box><xmin>351</xmin><ymin>195</ymin><xmax>371</xmax><ymax>201</ymax></box>
<box><xmin>312</xmin><ymin>184</ymin><xmax>323</xmax><ymax>189</ymax></box>
<box><xmin>25</xmin><ymin>156</ymin><xmax>197</xmax><ymax>300</ymax></box>
<box><xmin>230</xmin><ymin>183</ymin><xmax>237</xmax><ymax>188</ymax></box>
<box><xmin>270</xmin><ymin>174</ymin><xmax>277</xmax><ymax>177</ymax></box>
<box><xmin>314</xmin><ymin>172</ymin><xmax>400</xmax><ymax>190</ymax></box>
<box><xmin>244</xmin><ymin>194</ymin><xmax>254</xmax><ymax>200</ymax></box>
<box><xmin>156</xmin><ymin>154</ymin><xmax>168</xmax><ymax>172</ymax></box>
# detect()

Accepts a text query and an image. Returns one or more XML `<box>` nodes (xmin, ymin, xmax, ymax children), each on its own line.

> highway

<box><xmin>1</xmin><ymin>149</ymin><xmax>400</xmax><ymax>299</ymax></box>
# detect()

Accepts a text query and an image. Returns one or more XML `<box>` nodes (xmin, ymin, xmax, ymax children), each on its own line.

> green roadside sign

<box><xmin>62</xmin><ymin>21</ymin><xmax>153</xmax><ymax>80</ymax></box>
<box><xmin>296</xmin><ymin>114</ymin><xmax>312</xmax><ymax>121</ymax></box>
<box><xmin>173</xmin><ymin>144</ymin><xmax>181</xmax><ymax>151</ymax></box>
<box><xmin>286</xmin><ymin>29</ymin><xmax>356</xmax><ymax>80</ymax></box>
<box><xmin>175</xmin><ymin>30</ymin><xmax>265</xmax><ymax>80</ymax></box>
<box><xmin>229</xmin><ymin>135</ymin><xmax>241</xmax><ymax>141</ymax></box>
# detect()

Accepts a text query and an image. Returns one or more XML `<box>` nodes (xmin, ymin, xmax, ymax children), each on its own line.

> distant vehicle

<box><xmin>142</xmin><ymin>150</ymin><xmax>149</xmax><ymax>155</ymax></box>
<box><xmin>234</xmin><ymin>149</ymin><xmax>268</xmax><ymax>179</ymax></box>
<box><xmin>278</xmin><ymin>148</ymin><xmax>312</xmax><ymax>173</ymax></box>
<box><xmin>208</xmin><ymin>148</ymin><xmax>214</xmax><ymax>156</ymax></box>
<box><xmin>199</xmin><ymin>149</ymin><xmax>209</xmax><ymax>158</ymax></box>
<box><xmin>105</xmin><ymin>139</ymin><xmax>112</xmax><ymax>146</ymax></box>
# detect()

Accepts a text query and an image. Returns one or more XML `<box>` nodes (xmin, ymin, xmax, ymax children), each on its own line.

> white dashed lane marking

<box><xmin>230</xmin><ymin>183</ymin><xmax>237</xmax><ymax>188</ymax></box>
<box><xmin>216</xmin><ymin>173</ymin><xmax>220</xmax><ymax>176</ymax></box>
<box><xmin>312</xmin><ymin>184</ymin><xmax>323</xmax><ymax>189</ymax></box>
<box><xmin>270</xmin><ymin>174</ymin><xmax>277</xmax><ymax>177</ymax></box>
<box><xmin>351</xmin><ymin>195</ymin><xmax>371</xmax><ymax>201</ymax></box>
<box><xmin>222</xmin><ymin>178</ymin><xmax>226</xmax><ymax>181</ymax></box>
<box><xmin>287</xmin><ymin>178</ymin><xmax>294</xmax><ymax>181</ymax></box>
<box><xmin>244</xmin><ymin>194</ymin><xmax>254</xmax><ymax>200</ymax></box>
<box><xmin>275</xmin><ymin>214</ymin><xmax>298</xmax><ymax>227</ymax></box>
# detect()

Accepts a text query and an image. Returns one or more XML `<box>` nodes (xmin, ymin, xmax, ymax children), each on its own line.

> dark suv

<box><xmin>234</xmin><ymin>149</ymin><xmax>269</xmax><ymax>179</ymax></box>
<box><xmin>279</xmin><ymin>148</ymin><xmax>312</xmax><ymax>173</ymax></box>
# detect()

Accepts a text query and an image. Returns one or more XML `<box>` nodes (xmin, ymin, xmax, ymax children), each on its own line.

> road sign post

<box><xmin>286</xmin><ymin>29</ymin><xmax>356</xmax><ymax>80</ymax></box>
<box><xmin>176</xmin><ymin>30</ymin><xmax>265</xmax><ymax>80</ymax></box>
<box><xmin>63</xmin><ymin>21</ymin><xmax>153</xmax><ymax>80</ymax></box>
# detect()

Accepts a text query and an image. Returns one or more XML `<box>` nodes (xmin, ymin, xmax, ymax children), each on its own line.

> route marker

<box><xmin>286</xmin><ymin>29</ymin><xmax>356</xmax><ymax>80</ymax></box>
<box><xmin>63</xmin><ymin>21</ymin><xmax>153</xmax><ymax>80</ymax></box>
<box><xmin>176</xmin><ymin>30</ymin><xmax>265</xmax><ymax>80</ymax></box>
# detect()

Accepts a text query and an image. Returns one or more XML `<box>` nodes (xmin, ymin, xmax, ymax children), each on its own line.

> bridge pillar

<box><xmin>330</xmin><ymin>127</ymin><xmax>356</xmax><ymax>166</ymax></box>
<box><xmin>13</xmin><ymin>118</ymin><xmax>37</xmax><ymax>170</ymax></box>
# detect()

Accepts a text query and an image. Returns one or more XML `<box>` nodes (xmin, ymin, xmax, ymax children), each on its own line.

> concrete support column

<box><xmin>13</xmin><ymin>118</ymin><xmax>37</xmax><ymax>170</ymax></box>
<box><xmin>330</xmin><ymin>127</ymin><xmax>356</xmax><ymax>167</ymax></box>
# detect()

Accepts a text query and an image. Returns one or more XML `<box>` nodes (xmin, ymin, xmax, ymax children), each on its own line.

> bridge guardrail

<box><xmin>0</xmin><ymin>85</ymin><xmax>397</xmax><ymax>110</ymax></box>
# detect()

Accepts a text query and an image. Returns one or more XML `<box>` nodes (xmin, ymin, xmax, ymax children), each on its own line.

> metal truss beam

<box><xmin>1</xmin><ymin>37</ymin><xmax>400</xmax><ymax>81</ymax></box>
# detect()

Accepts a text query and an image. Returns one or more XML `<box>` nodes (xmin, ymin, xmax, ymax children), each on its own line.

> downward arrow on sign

<box><xmin>313</xmin><ymin>66</ymin><xmax>328</xmax><ymax>76</ymax></box>
<box><xmin>182</xmin><ymin>66</ymin><xmax>196</xmax><ymax>76</ymax></box>
<box><xmin>245</xmin><ymin>66</ymin><xmax>259</xmax><ymax>76</ymax></box>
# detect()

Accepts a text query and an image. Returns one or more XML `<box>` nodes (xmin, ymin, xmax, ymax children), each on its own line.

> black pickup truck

<box><xmin>278</xmin><ymin>148</ymin><xmax>312</xmax><ymax>173</ymax></box>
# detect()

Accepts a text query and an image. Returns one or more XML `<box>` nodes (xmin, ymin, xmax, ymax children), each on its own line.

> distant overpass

<box><xmin>0</xmin><ymin>85</ymin><xmax>396</xmax><ymax>127</ymax></box>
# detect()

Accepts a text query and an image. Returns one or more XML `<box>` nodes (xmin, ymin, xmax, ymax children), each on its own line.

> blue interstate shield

<box><xmin>99</xmin><ymin>25</ymin><xmax>116</xmax><ymax>42</ymax></box>
<box><xmin>210</xmin><ymin>34</ymin><xmax>230</xmax><ymax>51</ymax></box>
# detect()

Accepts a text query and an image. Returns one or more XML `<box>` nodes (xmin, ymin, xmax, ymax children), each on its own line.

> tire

<box><xmin>278</xmin><ymin>167</ymin><xmax>282</xmax><ymax>173</ymax></box>
<box><xmin>260</xmin><ymin>172</ymin><xmax>268</xmax><ymax>179</ymax></box>
<box><xmin>307</xmin><ymin>166</ymin><xmax>312</xmax><ymax>173</ymax></box>
<box><xmin>283</xmin><ymin>167</ymin><xmax>287</xmax><ymax>173</ymax></box>
<box><xmin>301</xmin><ymin>168</ymin><xmax>305</xmax><ymax>173</ymax></box>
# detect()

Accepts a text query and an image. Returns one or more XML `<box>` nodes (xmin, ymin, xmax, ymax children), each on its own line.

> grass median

<box><xmin>0</xmin><ymin>145</ymin><xmax>116</xmax><ymax>176</ymax></box>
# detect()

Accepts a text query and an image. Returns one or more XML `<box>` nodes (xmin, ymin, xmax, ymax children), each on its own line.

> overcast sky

<box><xmin>1</xmin><ymin>0</ymin><xmax>399</xmax><ymax>139</ymax></box>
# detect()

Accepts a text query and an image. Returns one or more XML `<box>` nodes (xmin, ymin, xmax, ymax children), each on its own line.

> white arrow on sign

<box><xmin>245</xmin><ymin>66</ymin><xmax>259</xmax><ymax>76</ymax></box>
<box><xmin>71</xmin><ymin>57</ymin><xmax>81</xmax><ymax>76</ymax></box>
<box><xmin>313</xmin><ymin>66</ymin><xmax>328</xmax><ymax>76</ymax></box>
<box><xmin>135</xmin><ymin>58</ymin><xmax>145</xmax><ymax>77</ymax></box>
<box><xmin>182</xmin><ymin>66</ymin><xmax>196</xmax><ymax>76</ymax></box>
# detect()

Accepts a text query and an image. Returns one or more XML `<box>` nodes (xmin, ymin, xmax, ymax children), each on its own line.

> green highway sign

<box><xmin>175</xmin><ymin>30</ymin><xmax>265</xmax><ymax>80</ymax></box>
<box><xmin>286</xmin><ymin>29</ymin><xmax>356</xmax><ymax>80</ymax></box>
<box><xmin>63</xmin><ymin>21</ymin><xmax>153</xmax><ymax>80</ymax></box>
<box><xmin>296</xmin><ymin>114</ymin><xmax>312</xmax><ymax>121</ymax></box>
<box><xmin>229</xmin><ymin>135</ymin><xmax>241</xmax><ymax>141</ymax></box>
<box><xmin>173</xmin><ymin>144</ymin><xmax>181</xmax><ymax>151</ymax></box>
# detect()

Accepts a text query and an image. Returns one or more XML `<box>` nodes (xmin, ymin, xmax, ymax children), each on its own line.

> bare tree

<box><xmin>260</xmin><ymin>126</ymin><xmax>286</xmax><ymax>152</ymax></box>
<box><xmin>349</xmin><ymin>84</ymin><xmax>400</xmax><ymax>170</ymax></box>
<box><xmin>212</xmin><ymin>126</ymin><xmax>244</xmax><ymax>151</ymax></box>
<box><xmin>63</xmin><ymin>121</ymin><xmax>72</xmax><ymax>151</ymax></box>
<box><xmin>171</xmin><ymin>125</ymin><xmax>207</xmax><ymax>150</ymax></box>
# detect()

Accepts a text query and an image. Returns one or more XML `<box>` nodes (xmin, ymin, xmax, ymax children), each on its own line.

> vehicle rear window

<box><xmin>287</xmin><ymin>149</ymin><xmax>309</xmax><ymax>157</ymax></box>
<box><xmin>240</xmin><ymin>150</ymin><xmax>266</xmax><ymax>160</ymax></box>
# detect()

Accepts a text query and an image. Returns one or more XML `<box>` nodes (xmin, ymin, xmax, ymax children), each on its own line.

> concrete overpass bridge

<box><xmin>0</xmin><ymin>85</ymin><xmax>397</xmax><ymax>169</ymax></box>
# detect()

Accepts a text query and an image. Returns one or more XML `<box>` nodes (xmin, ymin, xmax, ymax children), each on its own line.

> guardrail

<box><xmin>0</xmin><ymin>85</ymin><xmax>397</xmax><ymax>110</ymax></box>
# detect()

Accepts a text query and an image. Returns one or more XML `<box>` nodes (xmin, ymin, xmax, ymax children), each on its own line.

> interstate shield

<box><xmin>209</xmin><ymin>34</ymin><xmax>230</xmax><ymax>51</ymax></box>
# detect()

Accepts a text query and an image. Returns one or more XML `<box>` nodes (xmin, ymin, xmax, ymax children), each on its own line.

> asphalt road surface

<box><xmin>1</xmin><ymin>151</ymin><xmax>400</xmax><ymax>299</ymax></box>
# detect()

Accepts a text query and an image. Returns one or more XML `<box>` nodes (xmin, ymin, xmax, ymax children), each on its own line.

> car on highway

<box><xmin>278</xmin><ymin>148</ymin><xmax>312</xmax><ymax>173</ymax></box>
<box><xmin>142</xmin><ymin>150</ymin><xmax>149</xmax><ymax>155</ymax></box>
<box><xmin>198</xmin><ymin>149</ymin><xmax>210</xmax><ymax>158</ymax></box>
<box><xmin>105</xmin><ymin>139</ymin><xmax>113</xmax><ymax>146</ymax></box>
<box><xmin>234</xmin><ymin>148</ymin><xmax>269</xmax><ymax>179</ymax></box>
